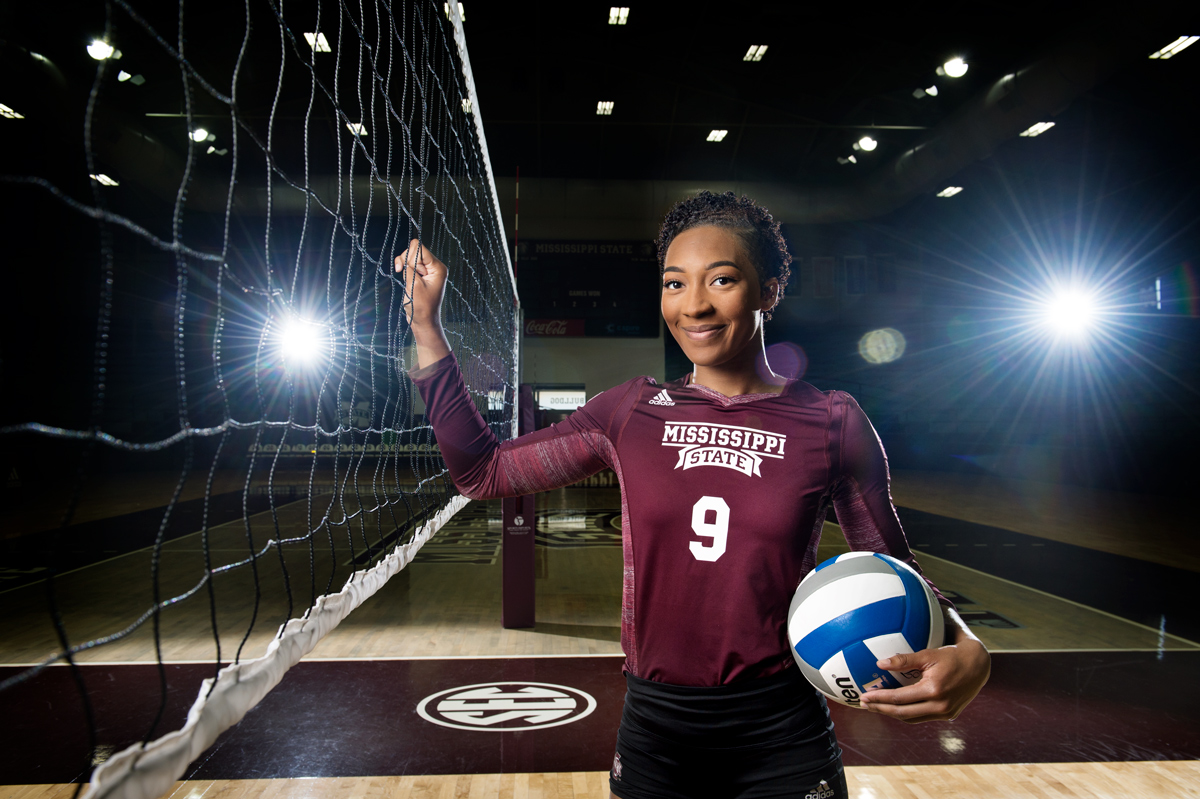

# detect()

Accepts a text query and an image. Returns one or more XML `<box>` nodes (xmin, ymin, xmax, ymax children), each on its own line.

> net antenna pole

<box><xmin>448</xmin><ymin>0</ymin><xmax>521</xmax><ymax>411</ymax></box>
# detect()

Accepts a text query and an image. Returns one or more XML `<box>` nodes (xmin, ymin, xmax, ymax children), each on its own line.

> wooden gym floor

<box><xmin>1</xmin><ymin>468</ymin><xmax>1198</xmax><ymax>797</ymax></box>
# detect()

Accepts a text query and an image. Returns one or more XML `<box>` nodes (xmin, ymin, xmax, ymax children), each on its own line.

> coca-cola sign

<box><xmin>525</xmin><ymin>319</ymin><xmax>585</xmax><ymax>337</ymax></box>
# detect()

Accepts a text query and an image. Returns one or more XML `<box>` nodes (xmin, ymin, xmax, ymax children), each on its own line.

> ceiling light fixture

<box><xmin>346</xmin><ymin>122</ymin><xmax>368</xmax><ymax>136</ymax></box>
<box><xmin>1019</xmin><ymin>121</ymin><xmax>1055</xmax><ymax>137</ymax></box>
<box><xmin>117</xmin><ymin>70</ymin><xmax>132</xmax><ymax>82</ymax></box>
<box><xmin>608</xmin><ymin>7</ymin><xmax>629</xmax><ymax>25</ymax></box>
<box><xmin>936</xmin><ymin>186</ymin><xmax>963</xmax><ymax>198</ymax></box>
<box><xmin>706</xmin><ymin>129</ymin><xmax>728</xmax><ymax>142</ymax></box>
<box><xmin>596</xmin><ymin>101</ymin><xmax>614</xmax><ymax>116</ymax></box>
<box><xmin>743</xmin><ymin>45</ymin><xmax>768</xmax><ymax>62</ymax></box>
<box><xmin>837</xmin><ymin>155</ymin><xmax>858</xmax><ymax>165</ymax></box>
<box><xmin>936</xmin><ymin>57</ymin><xmax>968</xmax><ymax>78</ymax></box>
<box><xmin>443</xmin><ymin>3</ymin><xmax>465</xmax><ymax>21</ymax></box>
<box><xmin>1148</xmin><ymin>36</ymin><xmax>1198</xmax><ymax>59</ymax></box>
<box><xmin>90</xmin><ymin>173</ymin><xmax>119</xmax><ymax>186</ymax></box>
<box><xmin>304</xmin><ymin>32</ymin><xmax>331</xmax><ymax>52</ymax></box>
<box><xmin>925</xmin><ymin>85</ymin><xmax>938</xmax><ymax>96</ymax></box>
<box><xmin>87</xmin><ymin>39</ymin><xmax>117</xmax><ymax>60</ymax></box>
<box><xmin>0</xmin><ymin>104</ymin><xmax>24</xmax><ymax>119</ymax></box>
<box><xmin>190</xmin><ymin>128</ymin><xmax>209</xmax><ymax>142</ymax></box>
<box><xmin>856</xmin><ymin>136</ymin><xmax>877</xmax><ymax>152</ymax></box>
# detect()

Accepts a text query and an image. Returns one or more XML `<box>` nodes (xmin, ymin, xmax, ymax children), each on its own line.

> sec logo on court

<box><xmin>416</xmin><ymin>681</ymin><xmax>598</xmax><ymax>732</ymax></box>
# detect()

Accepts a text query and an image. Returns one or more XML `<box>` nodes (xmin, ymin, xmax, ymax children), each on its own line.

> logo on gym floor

<box><xmin>417</xmin><ymin>682</ymin><xmax>597</xmax><ymax>732</ymax></box>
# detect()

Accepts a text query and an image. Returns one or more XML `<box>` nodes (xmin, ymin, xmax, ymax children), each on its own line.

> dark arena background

<box><xmin>1</xmin><ymin>3</ymin><xmax>1198</xmax><ymax>798</ymax></box>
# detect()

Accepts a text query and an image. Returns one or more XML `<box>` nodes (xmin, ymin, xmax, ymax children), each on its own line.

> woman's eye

<box><xmin>713</xmin><ymin>275</ymin><xmax>736</xmax><ymax>286</ymax></box>
<box><xmin>663</xmin><ymin>279</ymin><xmax>682</xmax><ymax>289</ymax></box>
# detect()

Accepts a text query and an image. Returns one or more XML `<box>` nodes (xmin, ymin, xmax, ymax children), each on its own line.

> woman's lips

<box><xmin>682</xmin><ymin>325</ymin><xmax>725</xmax><ymax>341</ymax></box>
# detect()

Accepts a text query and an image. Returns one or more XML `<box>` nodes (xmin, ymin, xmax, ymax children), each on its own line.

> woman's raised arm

<box><xmin>398</xmin><ymin>240</ymin><xmax>623</xmax><ymax>500</ymax></box>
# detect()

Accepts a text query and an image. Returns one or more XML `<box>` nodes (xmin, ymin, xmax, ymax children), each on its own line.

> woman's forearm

<box><xmin>412</xmin><ymin>319</ymin><xmax>451</xmax><ymax>370</ymax></box>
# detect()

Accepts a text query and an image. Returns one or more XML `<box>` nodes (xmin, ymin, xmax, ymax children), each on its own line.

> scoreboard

<box><xmin>516</xmin><ymin>240</ymin><xmax>660</xmax><ymax>338</ymax></box>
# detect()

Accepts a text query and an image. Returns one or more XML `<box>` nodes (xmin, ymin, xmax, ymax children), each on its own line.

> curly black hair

<box><xmin>656</xmin><ymin>191</ymin><xmax>792</xmax><ymax>321</ymax></box>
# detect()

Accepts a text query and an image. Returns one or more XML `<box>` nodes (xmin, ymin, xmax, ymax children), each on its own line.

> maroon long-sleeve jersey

<box><xmin>410</xmin><ymin>353</ymin><xmax>940</xmax><ymax>687</ymax></box>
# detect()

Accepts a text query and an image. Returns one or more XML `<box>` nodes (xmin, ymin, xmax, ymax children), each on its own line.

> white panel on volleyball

<box><xmin>926</xmin><ymin>583</ymin><xmax>945</xmax><ymax>648</ymax></box>
<box><xmin>787</xmin><ymin>571</ymin><xmax>905</xmax><ymax>645</ymax></box>
<box><xmin>816</xmin><ymin>651</ymin><xmax>860</xmax><ymax>704</ymax></box>
<box><xmin>862</xmin><ymin>632</ymin><xmax>920</xmax><ymax>685</ymax></box>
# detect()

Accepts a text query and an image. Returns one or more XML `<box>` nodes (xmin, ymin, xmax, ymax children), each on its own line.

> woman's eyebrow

<box><xmin>662</xmin><ymin>260</ymin><xmax>741</xmax><ymax>274</ymax></box>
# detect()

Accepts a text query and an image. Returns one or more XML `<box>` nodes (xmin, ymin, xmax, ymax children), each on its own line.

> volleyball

<box><xmin>787</xmin><ymin>552</ymin><xmax>944</xmax><ymax>708</ymax></box>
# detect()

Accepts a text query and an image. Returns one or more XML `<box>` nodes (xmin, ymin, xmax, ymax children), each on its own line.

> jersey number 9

<box><xmin>689</xmin><ymin>496</ymin><xmax>730</xmax><ymax>562</ymax></box>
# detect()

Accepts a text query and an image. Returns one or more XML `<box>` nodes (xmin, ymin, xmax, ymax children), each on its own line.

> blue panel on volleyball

<box><xmin>879</xmin><ymin>553</ymin><xmax>933</xmax><ymax>654</ymax></box>
<box><xmin>795</xmin><ymin>597</ymin><xmax>905</xmax><ymax>667</ymax></box>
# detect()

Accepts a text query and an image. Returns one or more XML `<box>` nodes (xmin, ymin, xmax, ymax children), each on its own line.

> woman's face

<box><xmin>661</xmin><ymin>226</ymin><xmax>778</xmax><ymax>371</ymax></box>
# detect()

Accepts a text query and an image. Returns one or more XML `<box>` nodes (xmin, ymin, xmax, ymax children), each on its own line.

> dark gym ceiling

<box><xmin>0</xmin><ymin>3</ymin><xmax>1194</xmax><ymax>222</ymax></box>
<box><xmin>462</xmin><ymin>4</ymin><xmax>1190</xmax><ymax>187</ymax></box>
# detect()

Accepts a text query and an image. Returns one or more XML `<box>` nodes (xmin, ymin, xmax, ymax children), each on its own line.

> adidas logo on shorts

<box><xmin>805</xmin><ymin>780</ymin><xmax>835</xmax><ymax>799</ymax></box>
<box><xmin>648</xmin><ymin>389</ymin><xmax>675</xmax><ymax>406</ymax></box>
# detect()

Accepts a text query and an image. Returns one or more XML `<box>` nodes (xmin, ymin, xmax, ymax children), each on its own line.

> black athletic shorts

<box><xmin>609</xmin><ymin>667</ymin><xmax>845</xmax><ymax>799</ymax></box>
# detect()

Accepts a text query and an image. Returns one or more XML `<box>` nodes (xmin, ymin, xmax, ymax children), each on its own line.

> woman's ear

<box><xmin>761</xmin><ymin>278</ymin><xmax>780</xmax><ymax>313</ymax></box>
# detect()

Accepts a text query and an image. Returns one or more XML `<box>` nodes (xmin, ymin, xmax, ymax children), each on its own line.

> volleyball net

<box><xmin>0</xmin><ymin>1</ymin><xmax>514</xmax><ymax>796</ymax></box>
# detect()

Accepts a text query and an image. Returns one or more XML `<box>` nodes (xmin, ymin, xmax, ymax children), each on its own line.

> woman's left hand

<box><xmin>858</xmin><ymin>608</ymin><xmax>991</xmax><ymax>723</ymax></box>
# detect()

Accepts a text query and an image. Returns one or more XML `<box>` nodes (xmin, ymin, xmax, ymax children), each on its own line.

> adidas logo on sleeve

<box><xmin>648</xmin><ymin>389</ymin><xmax>675</xmax><ymax>406</ymax></box>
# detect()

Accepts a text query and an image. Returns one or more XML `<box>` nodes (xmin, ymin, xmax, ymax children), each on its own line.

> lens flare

<box><xmin>1042</xmin><ymin>287</ymin><xmax>1097</xmax><ymax>338</ymax></box>
<box><xmin>858</xmin><ymin>328</ymin><xmax>906</xmax><ymax>364</ymax></box>
<box><xmin>280</xmin><ymin>318</ymin><xmax>326</xmax><ymax>365</ymax></box>
<box><xmin>759</xmin><ymin>342</ymin><xmax>808</xmax><ymax>381</ymax></box>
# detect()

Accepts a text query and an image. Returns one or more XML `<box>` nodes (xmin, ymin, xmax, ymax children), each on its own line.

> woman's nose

<box><xmin>682</xmin><ymin>286</ymin><xmax>713</xmax><ymax>317</ymax></box>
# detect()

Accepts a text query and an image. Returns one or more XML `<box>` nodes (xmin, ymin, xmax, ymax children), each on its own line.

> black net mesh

<box><xmin>0</xmin><ymin>0</ymin><xmax>514</xmax><ymax>788</ymax></box>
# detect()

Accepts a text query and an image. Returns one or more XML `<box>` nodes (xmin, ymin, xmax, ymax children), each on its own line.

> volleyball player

<box><xmin>398</xmin><ymin>191</ymin><xmax>990</xmax><ymax>799</ymax></box>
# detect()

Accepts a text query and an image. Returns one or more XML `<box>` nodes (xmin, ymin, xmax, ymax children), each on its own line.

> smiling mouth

<box><xmin>681</xmin><ymin>325</ymin><xmax>725</xmax><ymax>341</ymax></box>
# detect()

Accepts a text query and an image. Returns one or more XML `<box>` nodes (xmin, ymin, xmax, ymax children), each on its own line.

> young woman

<box><xmin>398</xmin><ymin>191</ymin><xmax>990</xmax><ymax>799</ymax></box>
